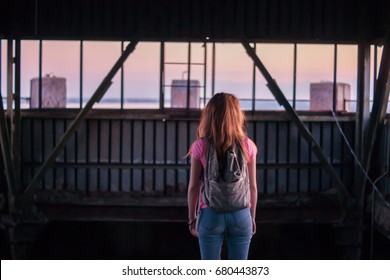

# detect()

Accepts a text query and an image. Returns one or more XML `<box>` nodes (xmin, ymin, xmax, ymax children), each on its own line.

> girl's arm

<box><xmin>187</xmin><ymin>156</ymin><xmax>202</xmax><ymax>237</ymax></box>
<box><xmin>248</xmin><ymin>157</ymin><xmax>258</xmax><ymax>235</ymax></box>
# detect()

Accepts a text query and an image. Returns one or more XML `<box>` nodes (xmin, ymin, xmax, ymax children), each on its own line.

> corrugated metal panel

<box><xmin>1</xmin><ymin>0</ymin><xmax>389</xmax><ymax>42</ymax></box>
<box><xmin>21</xmin><ymin>116</ymin><xmax>356</xmax><ymax>195</ymax></box>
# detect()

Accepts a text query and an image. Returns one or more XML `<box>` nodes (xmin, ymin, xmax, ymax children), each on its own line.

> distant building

<box><xmin>171</xmin><ymin>80</ymin><xmax>200</xmax><ymax>109</ymax></box>
<box><xmin>30</xmin><ymin>74</ymin><xmax>66</xmax><ymax>108</ymax></box>
<box><xmin>310</xmin><ymin>82</ymin><xmax>350</xmax><ymax>112</ymax></box>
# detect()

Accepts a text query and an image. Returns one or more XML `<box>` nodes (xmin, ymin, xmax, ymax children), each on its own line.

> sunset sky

<box><xmin>1</xmin><ymin>40</ymin><xmax>383</xmax><ymax>110</ymax></box>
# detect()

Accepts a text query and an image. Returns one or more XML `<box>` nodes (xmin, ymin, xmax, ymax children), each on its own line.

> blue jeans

<box><xmin>197</xmin><ymin>207</ymin><xmax>252</xmax><ymax>260</ymax></box>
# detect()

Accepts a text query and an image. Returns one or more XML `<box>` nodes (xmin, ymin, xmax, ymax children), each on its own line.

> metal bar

<box><xmin>120</xmin><ymin>41</ymin><xmax>124</xmax><ymax>110</ymax></box>
<box><xmin>153</xmin><ymin>120</ymin><xmax>157</xmax><ymax>191</ymax></box>
<box><xmin>39</xmin><ymin>40</ymin><xmax>42</xmax><ymax>109</ymax></box>
<box><xmin>297</xmin><ymin>125</ymin><xmax>301</xmax><ymax>193</ymax></box>
<box><xmin>130</xmin><ymin>119</ymin><xmax>134</xmax><ymax>191</ymax></box>
<box><xmin>80</xmin><ymin>40</ymin><xmax>83</xmax><ymax>108</ymax></box>
<box><xmin>355</xmin><ymin>44</ymin><xmax>371</xmax><ymax>197</ymax></box>
<box><xmin>164</xmin><ymin>62</ymin><xmax>204</xmax><ymax>65</ymax></box>
<box><xmin>41</xmin><ymin>118</ymin><xmax>45</xmax><ymax>189</ymax></box>
<box><xmin>74</xmin><ymin>124</ymin><xmax>78</xmax><ymax>191</ymax></box>
<box><xmin>86</xmin><ymin>120</ymin><xmax>90</xmax><ymax>194</ymax></box>
<box><xmin>225</xmin><ymin>6</ymin><xmax>350</xmax><ymax>203</ymax></box>
<box><xmin>0</xmin><ymin>39</ymin><xmax>2</xmax><ymax>95</ymax></box>
<box><xmin>374</xmin><ymin>46</ymin><xmax>378</xmax><ymax>94</ymax></box>
<box><xmin>333</xmin><ymin>44</ymin><xmax>338</xmax><ymax>112</ymax></box>
<box><xmin>340</xmin><ymin>122</ymin><xmax>346</xmax><ymax>183</ymax></box>
<box><xmin>24</xmin><ymin>39</ymin><xmax>140</xmax><ymax>193</ymax></box>
<box><xmin>264</xmin><ymin>122</ymin><xmax>268</xmax><ymax>194</ymax></box>
<box><xmin>108</xmin><ymin>119</ymin><xmax>112</xmax><ymax>192</ymax></box>
<box><xmin>252</xmin><ymin>43</ymin><xmax>256</xmax><ymax>113</ymax></box>
<box><xmin>275</xmin><ymin>122</ymin><xmax>279</xmax><ymax>191</ymax></box>
<box><xmin>23</xmin><ymin>161</ymin><xmax>350</xmax><ymax>170</ymax></box>
<box><xmin>286</xmin><ymin>122</ymin><xmax>291</xmax><ymax>193</ymax></box>
<box><xmin>6</xmin><ymin>40</ymin><xmax>13</xmax><ymax>118</ymax></box>
<box><xmin>159</xmin><ymin>42</ymin><xmax>165</xmax><ymax>110</ymax></box>
<box><xmin>293</xmin><ymin>43</ymin><xmax>297</xmax><ymax>109</ymax></box>
<box><xmin>186</xmin><ymin>120</ymin><xmax>190</xmax><ymax>186</ymax></box>
<box><xmin>163</xmin><ymin>119</ymin><xmax>167</xmax><ymax>194</ymax></box>
<box><xmin>212</xmin><ymin>42</ymin><xmax>216</xmax><ymax>95</ymax></box>
<box><xmin>175</xmin><ymin>120</ymin><xmax>179</xmax><ymax>192</ymax></box>
<box><xmin>52</xmin><ymin>120</ymin><xmax>56</xmax><ymax>189</ymax></box>
<box><xmin>141</xmin><ymin>120</ymin><xmax>145</xmax><ymax>191</ymax></box>
<box><xmin>319</xmin><ymin>123</ymin><xmax>324</xmax><ymax>190</ymax></box>
<box><xmin>308</xmin><ymin>123</ymin><xmax>312</xmax><ymax>192</ymax></box>
<box><xmin>361</xmin><ymin>36</ymin><xmax>390</xmax><ymax>203</ymax></box>
<box><xmin>63</xmin><ymin>119</ymin><xmax>68</xmax><ymax>190</ymax></box>
<box><xmin>186</xmin><ymin>42</ymin><xmax>191</xmax><ymax>110</ymax></box>
<box><xmin>30</xmin><ymin>118</ymin><xmax>34</xmax><ymax>180</ymax></box>
<box><xmin>203</xmin><ymin>41</ymin><xmax>207</xmax><ymax>107</ymax></box>
<box><xmin>0</xmin><ymin>40</ymin><xmax>17</xmax><ymax>208</ymax></box>
<box><xmin>97</xmin><ymin>119</ymin><xmax>101</xmax><ymax>191</ymax></box>
<box><xmin>13</xmin><ymin>40</ymin><xmax>21</xmax><ymax>192</ymax></box>
<box><xmin>119</xmin><ymin>119</ymin><xmax>123</xmax><ymax>191</ymax></box>
<box><xmin>0</xmin><ymin>90</ymin><xmax>17</xmax><ymax>202</ymax></box>
<box><xmin>356</xmin><ymin>44</ymin><xmax>371</xmax><ymax>161</ymax></box>
<box><xmin>163</xmin><ymin>85</ymin><xmax>204</xmax><ymax>88</ymax></box>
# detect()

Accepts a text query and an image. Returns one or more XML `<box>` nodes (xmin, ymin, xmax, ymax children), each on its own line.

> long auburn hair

<box><xmin>197</xmin><ymin>92</ymin><xmax>248</xmax><ymax>162</ymax></box>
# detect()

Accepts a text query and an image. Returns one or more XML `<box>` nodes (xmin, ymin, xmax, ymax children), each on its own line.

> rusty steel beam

<box><xmin>361</xmin><ymin>34</ymin><xmax>390</xmax><ymax>203</ymax></box>
<box><xmin>0</xmin><ymin>89</ymin><xmax>17</xmax><ymax>205</ymax></box>
<box><xmin>12</xmin><ymin>40</ymin><xmax>22</xmax><ymax>193</ymax></box>
<box><xmin>24</xmin><ymin>39</ymin><xmax>140</xmax><ymax>194</ymax></box>
<box><xmin>354</xmin><ymin>44</ymin><xmax>372</xmax><ymax>199</ymax></box>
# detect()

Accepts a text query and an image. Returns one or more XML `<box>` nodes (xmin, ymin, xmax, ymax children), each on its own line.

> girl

<box><xmin>187</xmin><ymin>92</ymin><xmax>258</xmax><ymax>260</ymax></box>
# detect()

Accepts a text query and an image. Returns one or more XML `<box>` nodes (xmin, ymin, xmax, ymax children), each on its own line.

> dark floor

<box><xmin>1</xmin><ymin>221</ymin><xmax>389</xmax><ymax>259</ymax></box>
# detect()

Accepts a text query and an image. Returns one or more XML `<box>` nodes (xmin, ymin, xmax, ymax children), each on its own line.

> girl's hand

<box><xmin>252</xmin><ymin>218</ymin><xmax>256</xmax><ymax>235</ymax></box>
<box><xmin>188</xmin><ymin>219</ymin><xmax>198</xmax><ymax>237</ymax></box>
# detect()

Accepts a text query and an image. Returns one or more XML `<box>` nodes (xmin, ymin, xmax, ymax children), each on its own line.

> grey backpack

<box><xmin>201</xmin><ymin>143</ymin><xmax>250</xmax><ymax>212</ymax></box>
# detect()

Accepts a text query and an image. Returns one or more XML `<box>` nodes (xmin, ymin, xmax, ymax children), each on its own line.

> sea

<box><xmin>3</xmin><ymin>96</ymin><xmax>390</xmax><ymax>112</ymax></box>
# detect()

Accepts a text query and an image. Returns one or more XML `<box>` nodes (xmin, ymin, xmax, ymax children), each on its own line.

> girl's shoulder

<box><xmin>243</xmin><ymin>137</ymin><xmax>257</xmax><ymax>148</ymax></box>
<box><xmin>243</xmin><ymin>137</ymin><xmax>257</xmax><ymax>160</ymax></box>
<box><xmin>192</xmin><ymin>137</ymin><xmax>208</xmax><ymax>147</ymax></box>
<box><xmin>190</xmin><ymin>137</ymin><xmax>208</xmax><ymax>159</ymax></box>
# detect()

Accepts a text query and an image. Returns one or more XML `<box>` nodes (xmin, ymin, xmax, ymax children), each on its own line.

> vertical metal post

<box><xmin>0</xmin><ymin>89</ymin><xmax>17</xmax><ymax>204</ymax></box>
<box><xmin>7</xmin><ymin>40</ymin><xmax>13</xmax><ymax>117</ymax></box>
<box><xmin>13</xmin><ymin>40</ymin><xmax>21</xmax><ymax>192</ymax></box>
<box><xmin>333</xmin><ymin>44</ymin><xmax>338</xmax><ymax>112</ymax></box>
<box><xmin>119</xmin><ymin>119</ymin><xmax>123</xmax><ymax>191</ymax></box>
<box><xmin>38</xmin><ymin>40</ymin><xmax>42</xmax><ymax>109</ymax></box>
<box><xmin>211</xmin><ymin>42</ymin><xmax>216</xmax><ymax>95</ymax></box>
<box><xmin>355</xmin><ymin>44</ymin><xmax>371</xmax><ymax>165</ymax></box>
<box><xmin>373</xmin><ymin>46</ymin><xmax>378</xmax><ymax>94</ymax></box>
<box><xmin>186</xmin><ymin>42</ymin><xmax>191</xmax><ymax>110</ymax></box>
<box><xmin>252</xmin><ymin>43</ymin><xmax>256</xmax><ymax>113</ymax></box>
<box><xmin>159</xmin><ymin>42</ymin><xmax>165</xmax><ymax>110</ymax></box>
<box><xmin>79</xmin><ymin>40</ymin><xmax>83</xmax><ymax>108</ymax></box>
<box><xmin>362</xmin><ymin>39</ymin><xmax>390</xmax><ymax>199</ymax></box>
<box><xmin>293</xmin><ymin>43</ymin><xmax>297</xmax><ymax>109</ymax></box>
<box><xmin>0</xmin><ymin>40</ymin><xmax>17</xmax><ymax>210</ymax></box>
<box><xmin>120</xmin><ymin>41</ymin><xmax>124</xmax><ymax>110</ymax></box>
<box><xmin>0</xmin><ymin>39</ymin><xmax>2</xmax><ymax>97</ymax></box>
<box><xmin>141</xmin><ymin>120</ymin><xmax>145</xmax><ymax>191</ymax></box>
<box><xmin>203</xmin><ymin>41</ymin><xmax>207</xmax><ymax>107</ymax></box>
<box><xmin>152</xmin><ymin>120</ymin><xmax>157</xmax><ymax>190</ymax></box>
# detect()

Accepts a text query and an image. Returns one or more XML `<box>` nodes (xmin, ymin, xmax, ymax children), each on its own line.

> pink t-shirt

<box><xmin>190</xmin><ymin>137</ymin><xmax>257</xmax><ymax>209</ymax></box>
